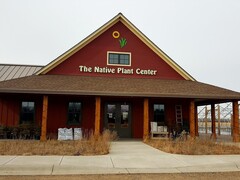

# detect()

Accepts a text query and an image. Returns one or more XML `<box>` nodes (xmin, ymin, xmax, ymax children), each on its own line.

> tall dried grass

<box><xmin>76</xmin><ymin>129</ymin><xmax>117</xmax><ymax>155</ymax></box>
<box><xmin>146</xmin><ymin>137</ymin><xmax>240</xmax><ymax>155</ymax></box>
<box><xmin>0</xmin><ymin>129</ymin><xmax>117</xmax><ymax>156</ymax></box>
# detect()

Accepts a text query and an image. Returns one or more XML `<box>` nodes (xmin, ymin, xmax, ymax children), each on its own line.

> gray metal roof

<box><xmin>0</xmin><ymin>64</ymin><xmax>43</xmax><ymax>81</ymax></box>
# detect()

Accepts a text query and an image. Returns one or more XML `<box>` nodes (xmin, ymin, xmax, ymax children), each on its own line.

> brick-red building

<box><xmin>0</xmin><ymin>13</ymin><xmax>239</xmax><ymax>141</ymax></box>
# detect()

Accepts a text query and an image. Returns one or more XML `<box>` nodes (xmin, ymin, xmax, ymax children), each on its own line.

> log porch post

<box><xmin>217</xmin><ymin>105</ymin><xmax>221</xmax><ymax>135</ymax></box>
<box><xmin>205</xmin><ymin>106</ymin><xmax>208</xmax><ymax>134</ymax></box>
<box><xmin>189</xmin><ymin>100</ymin><xmax>196</xmax><ymax>138</ymax></box>
<box><xmin>232</xmin><ymin>100</ymin><xmax>239</xmax><ymax>142</ymax></box>
<box><xmin>40</xmin><ymin>95</ymin><xmax>48</xmax><ymax>141</ymax></box>
<box><xmin>95</xmin><ymin>96</ymin><xmax>101</xmax><ymax>135</ymax></box>
<box><xmin>211</xmin><ymin>103</ymin><xmax>217</xmax><ymax>139</ymax></box>
<box><xmin>143</xmin><ymin>98</ymin><xmax>149</xmax><ymax>139</ymax></box>
<box><xmin>195</xmin><ymin>105</ymin><xmax>199</xmax><ymax>136</ymax></box>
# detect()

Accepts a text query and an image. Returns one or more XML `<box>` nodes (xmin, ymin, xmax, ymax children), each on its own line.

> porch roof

<box><xmin>0</xmin><ymin>75</ymin><xmax>239</xmax><ymax>101</ymax></box>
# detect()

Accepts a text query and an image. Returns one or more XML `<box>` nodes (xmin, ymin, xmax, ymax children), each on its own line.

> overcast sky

<box><xmin>0</xmin><ymin>0</ymin><xmax>240</xmax><ymax>92</ymax></box>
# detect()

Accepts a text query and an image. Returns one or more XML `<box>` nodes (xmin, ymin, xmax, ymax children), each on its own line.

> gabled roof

<box><xmin>0</xmin><ymin>64</ymin><xmax>43</xmax><ymax>82</ymax></box>
<box><xmin>36</xmin><ymin>13</ymin><xmax>195</xmax><ymax>81</ymax></box>
<box><xmin>0</xmin><ymin>75</ymin><xmax>239</xmax><ymax>102</ymax></box>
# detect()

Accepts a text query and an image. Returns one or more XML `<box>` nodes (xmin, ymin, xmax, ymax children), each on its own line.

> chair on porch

<box><xmin>150</xmin><ymin>122</ymin><xmax>169</xmax><ymax>139</ymax></box>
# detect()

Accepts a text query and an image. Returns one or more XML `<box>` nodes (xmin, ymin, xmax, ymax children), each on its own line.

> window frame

<box><xmin>107</xmin><ymin>51</ymin><xmax>131</xmax><ymax>66</ymax></box>
<box><xmin>153</xmin><ymin>104</ymin><xmax>165</xmax><ymax>124</ymax></box>
<box><xmin>20</xmin><ymin>101</ymin><xmax>35</xmax><ymax>124</ymax></box>
<box><xmin>67</xmin><ymin>101</ymin><xmax>82</xmax><ymax>125</ymax></box>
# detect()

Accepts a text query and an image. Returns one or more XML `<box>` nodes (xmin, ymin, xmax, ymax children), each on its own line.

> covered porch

<box><xmin>0</xmin><ymin>75</ymin><xmax>239</xmax><ymax>141</ymax></box>
<box><xmin>1</xmin><ymin>93</ymin><xmax>238</xmax><ymax>142</ymax></box>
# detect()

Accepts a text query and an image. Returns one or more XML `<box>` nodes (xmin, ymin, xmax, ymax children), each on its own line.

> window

<box><xmin>20</xmin><ymin>101</ymin><xmax>35</xmax><ymax>124</ymax></box>
<box><xmin>153</xmin><ymin>104</ymin><xmax>165</xmax><ymax>124</ymax></box>
<box><xmin>67</xmin><ymin>102</ymin><xmax>82</xmax><ymax>125</ymax></box>
<box><xmin>108</xmin><ymin>52</ymin><xmax>131</xmax><ymax>66</ymax></box>
<box><xmin>107</xmin><ymin>104</ymin><xmax>116</xmax><ymax>128</ymax></box>
<box><xmin>121</xmin><ymin>104</ymin><xmax>129</xmax><ymax>128</ymax></box>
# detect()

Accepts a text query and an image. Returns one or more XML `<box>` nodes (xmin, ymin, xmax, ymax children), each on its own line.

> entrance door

<box><xmin>105</xmin><ymin>103</ymin><xmax>131</xmax><ymax>138</ymax></box>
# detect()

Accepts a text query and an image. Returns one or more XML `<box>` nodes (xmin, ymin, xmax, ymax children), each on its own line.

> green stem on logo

<box><xmin>119</xmin><ymin>38</ymin><xmax>127</xmax><ymax>48</ymax></box>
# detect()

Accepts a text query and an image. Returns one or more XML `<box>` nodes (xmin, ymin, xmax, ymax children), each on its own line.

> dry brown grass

<box><xmin>0</xmin><ymin>129</ymin><xmax>117</xmax><ymax>156</ymax></box>
<box><xmin>145</xmin><ymin>137</ymin><xmax>240</xmax><ymax>155</ymax></box>
<box><xmin>2</xmin><ymin>172</ymin><xmax>240</xmax><ymax>180</ymax></box>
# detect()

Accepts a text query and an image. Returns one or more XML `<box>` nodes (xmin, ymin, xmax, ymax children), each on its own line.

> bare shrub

<box><xmin>76</xmin><ymin>129</ymin><xmax>118</xmax><ymax>155</ymax></box>
<box><xmin>146</xmin><ymin>137</ymin><xmax>240</xmax><ymax>155</ymax></box>
<box><xmin>0</xmin><ymin>130</ymin><xmax>117</xmax><ymax>156</ymax></box>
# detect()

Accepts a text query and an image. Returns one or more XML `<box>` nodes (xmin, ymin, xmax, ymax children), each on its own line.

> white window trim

<box><xmin>107</xmin><ymin>51</ymin><xmax>131</xmax><ymax>66</ymax></box>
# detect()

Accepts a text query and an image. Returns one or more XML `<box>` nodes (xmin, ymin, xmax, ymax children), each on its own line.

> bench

<box><xmin>150</xmin><ymin>122</ymin><xmax>169</xmax><ymax>139</ymax></box>
<box><xmin>151</xmin><ymin>131</ymin><xmax>169</xmax><ymax>139</ymax></box>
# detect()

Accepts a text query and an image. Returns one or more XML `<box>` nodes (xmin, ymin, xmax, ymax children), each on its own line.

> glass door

<box><xmin>105</xmin><ymin>103</ymin><xmax>131</xmax><ymax>138</ymax></box>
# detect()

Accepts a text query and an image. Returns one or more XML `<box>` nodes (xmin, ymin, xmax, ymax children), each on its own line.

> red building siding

<box><xmin>132</xmin><ymin>98</ymin><xmax>143</xmax><ymax>138</ymax></box>
<box><xmin>0</xmin><ymin>95</ymin><xmax>43</xmax><ymax>128</ymax></box>
<box><xmin>0</xmin><ymin>97</ymin><xmax>19</xmax><ymax>127</ymax></box>
<box><xmin>47</xmin><ymin>96</ymin><xmax>95</xmax><ymax>135</ymax></box>
<box><xmin>47</xmin><ymin>22</ymin><xmax>184</xmax><ymax>80</ymax></box>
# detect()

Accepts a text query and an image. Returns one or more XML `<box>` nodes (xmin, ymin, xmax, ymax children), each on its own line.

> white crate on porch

<box><xmin>74</xmin><ymin>128</ymin><xmax>82</xmax><ymax>140</ymax></box>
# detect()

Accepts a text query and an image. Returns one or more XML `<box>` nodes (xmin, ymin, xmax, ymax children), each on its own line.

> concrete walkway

<box><xmin>0</xmin><ymin>141</ymin><xmax>240</xmax><ymax>175</ymax></box>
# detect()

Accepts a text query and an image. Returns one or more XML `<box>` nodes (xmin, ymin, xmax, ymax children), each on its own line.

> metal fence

<box><xmin>197</xmin><ymin>102</ymin><xmax>240</xmax><ymax>135</ymax></box>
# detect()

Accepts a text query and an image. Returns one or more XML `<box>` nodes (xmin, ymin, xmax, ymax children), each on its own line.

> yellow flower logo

<box><xmin>112</xmin><ymin>31</ymin><xmax>127</xmax><ymax>48</ymax></box>
<box><xmin>112</xmin><ymin>31</ymin><xmax>120</xmax><ymax>39</ymax></box>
